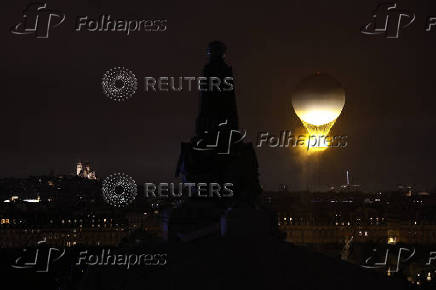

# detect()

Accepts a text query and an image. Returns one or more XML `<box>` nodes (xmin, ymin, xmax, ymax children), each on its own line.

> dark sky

<box><xmin>1</xmin><ymin>0</ymin><xmax>436</xmax><ymax>191</ymax></box>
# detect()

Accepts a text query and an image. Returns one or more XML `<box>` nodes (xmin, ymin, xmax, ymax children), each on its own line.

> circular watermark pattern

<box><xmin>102</xmin><ymin>67</ymin><xmax>138</xmax><ymax>102</ymax></box>
<box><xmin>102</xmin><ymin>172</ymin><xmax>138</xmax><ymax>207</ymax></box>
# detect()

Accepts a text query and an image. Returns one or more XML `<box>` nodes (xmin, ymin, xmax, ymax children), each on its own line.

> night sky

<box><xmin>1</xmin><ymin>0</ymin><xmax>436</xmax><ymax>191</ymax></box>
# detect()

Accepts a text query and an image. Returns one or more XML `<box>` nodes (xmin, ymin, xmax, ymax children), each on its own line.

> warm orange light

<box><xmin>298</xmin><ymin>119</ymin><xmax>337</xmax><ymax>153</ymax></box>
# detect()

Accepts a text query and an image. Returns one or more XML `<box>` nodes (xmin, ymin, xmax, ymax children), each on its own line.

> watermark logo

<box><xmin>361</xmin><ymin>247</ymin><xmax>415</xmax><ymax>272</ymax></box>
<box><xmin>102</xmin><ymin>172</ymin><xmax>138</xmax><ymax>207</ymax></box>
<box><xmin>361</xmin><ymin>3</ymin><xmax>415</xmax><ymax>38</ymax></box>
<box><xmin>12</xmin><ymin>243</ymin><xmax>167</xmax><ymax>271</ymax></box>
<box><xmin>363</xmin><ymin>247</ymin><xmax>436</xmax><ymax>269</ymax></box>
<box><xmin>102</xmin><ymin>67</ymin><xmax>138</xmax><ymax>102</ymax></box>
<box><xmin>144</xmin><ymin>182</ymin><xmax>234</xmax><ymax>198</ymax></box>
<box><xmin>11</xmin><ymin>3</ymin><xmax>167</xmax><ymax>39</ymax></box>
<box><xmin>11</xmin><ymin>239</ymin><xmax>65</xmax><ymax>272</ymax></box>
<box><xmin>76</xmin><ymin>249</ymin><xmax>167</xmax><ymax>269</ymax></box>
<box><xmin>144</xmin><ymin>76</ymin><xmax>234</xmax><ymax>92</ymax></box>
<box><xmin>194</xmin><ymin>120</ymin><xmax>246</xmax><ymax>155</ymax></box>
<box><xmin>192</xmin><ymin>122</ymin><xmax>348</xmax><ymax>153</ymax></box>
<box><xmin>101</xmin><ymin>68</ymin><xmax>234</xmax><ymax>102</ymax></box>
<box><xmin>256</xmin><ymin>130</ymin><xmax>348</xmax><ymax>150</ymax></box>
<box><xmin>11</xmin><ymin>2</ymin><xmax>66</xmax><ymax>39</ymax></box>
<box><xmin>76</xmin><ymin>15</ymin><xmax>167</xmax><ymax>35</ymax></box>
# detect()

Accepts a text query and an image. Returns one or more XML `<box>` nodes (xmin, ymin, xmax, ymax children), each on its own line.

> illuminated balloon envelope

<box><xmin>292</xmin><ymin>73</ymin><xmax>345</xmax><ymax>150</ymax></box>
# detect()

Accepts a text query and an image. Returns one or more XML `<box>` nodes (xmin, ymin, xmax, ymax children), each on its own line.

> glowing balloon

<box><xmin>292</xmin><ymin>73</ymin><xmax>345</xmax><ymax>151</ymax></box>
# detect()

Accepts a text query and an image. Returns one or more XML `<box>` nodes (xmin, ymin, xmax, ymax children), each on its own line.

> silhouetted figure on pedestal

<box><xmin>171</xmin><ymin>41</ymin><xmax>262</xmax><ymax>242</ymax></box>
<box><xmin>195</xmin><ymin>41</ymin><xmax>238</xmax><ymax>137</ymax></box>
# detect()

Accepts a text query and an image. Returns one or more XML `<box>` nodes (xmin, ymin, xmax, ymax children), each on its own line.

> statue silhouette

<box><xmin>195</xmin><ymin>41</ymin><xmax>239</xmax><ymax>137</ymax></box>
<box><xmin>171</xmin><ymin>41</ymin><xmax>262</xmax><ymax>242</ymax></box>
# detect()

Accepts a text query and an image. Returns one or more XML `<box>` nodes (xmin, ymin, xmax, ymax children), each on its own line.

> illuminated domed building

<box><xmin>76</xmin><ymin>161</ymin><xmax>97</xmax><ymax>180</ymax></box>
